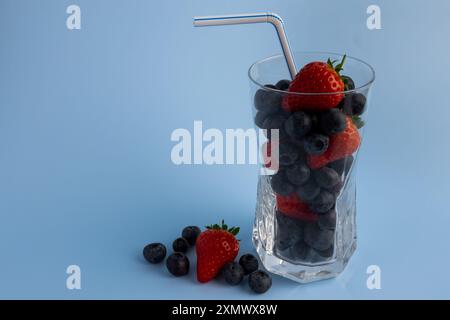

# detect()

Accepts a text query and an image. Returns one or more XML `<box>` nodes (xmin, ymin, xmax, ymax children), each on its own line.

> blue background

<box><xmin>1</xmin><ymin>0</ymin><xmax>449</xmax><ymax>299</ymax></box>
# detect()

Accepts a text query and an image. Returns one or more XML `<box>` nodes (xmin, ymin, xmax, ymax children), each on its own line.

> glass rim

<box><xmin>248</xmin><ymin>51</ymin><xmax>375</xmax><ymax>95</ymax></box>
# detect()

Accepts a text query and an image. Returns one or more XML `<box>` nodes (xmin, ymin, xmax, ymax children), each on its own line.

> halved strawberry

<box><xmin>308</xmin><ymin>117</ymin><xmax>360</xmax><ymax>169</ymax></box>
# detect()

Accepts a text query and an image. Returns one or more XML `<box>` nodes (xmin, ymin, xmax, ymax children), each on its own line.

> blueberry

<box><xmin>275</xmin><ymin>235</ymin><xmax>295</xmax><ymax>251</ymax></box>
<box><xmin>278</xmin><ymin>143</ymin><xmax>300</xmax><ymax>166</ymax></box>
<box><xmin>276</xmin><ymin>210</ymin><xmax>305</xmax><ymax>230</ymax></box>
<box><xmin>328</xmin><ymin>156</ymin><xmax>354</xmax><ymax>176</ymax></box>
<box><xmin>304</xmin><ymin>134</ymin><xmax>329</xmax><ymax>155</ymax></box>
<box><xmin>222</xmin><ymin>262</ymin><xmax>245</xmax><ymax>285</ymax></box>
<box><xmin>284</xmin><ymin>111</ymin><xmax>312</xmax><ymax>140</ymax></box>
<box><xmin>343</xmin><ymin>93</ymin><xmax>367</xmax><ymax>116</ymax></box>
<box><xmin>172</xmin><ymin>237</ymin><xmax>189</xmax><ymax>253</ymax></box>
<box><xmin>275</xmin><ymin>211</ymin><xmax>304</xmax><ymax>250</ymax></box>
<box><xmin>327</xmin><ymin>158</ymin><xmax>345</xmax><ymax>175</ymax></box>
<box><xmin>305</xmin><ymin>246</ymin><xmax>333</xmax><ymax>263</ymax></box>
<box><xmin>286</xmin><ymin>163</ymin><xmax>310</xmax><ymax>186</ymax></box>
<box><xmin>239</xmin><ymin>254</ymin><xmax>259</xmax><ymax>275</ymax></box>
<box><xmin>270</xmin><ymin>170</ymin><xmax>295</xmax><ymax>196</ymax></box>
<box><xmin>262</xmin><ymin>113</ymin><xmax>287</xmax><ymax>130</ymax></box>
<box><xmin>351</xmin><ymin>93</ymin><xmax>367</xmax><ymax>115</ymax></box>
<box><xmin>296</xmin><ymin>179</ymin><xmax>320</xmax><ymax>202</ymax></box>
<box><xmin>254</xmin><ymin>111</ymin><xmax>270</xmax><ymax>128</ymax></box>
<box><xmin>313</xmin><ymin>167</ymin><xmax>340</xmax><ymax>189</ymax></box>
<box><xmin>341</xmin><ymin>75</ymin><xmax>355</xmax><ymax>91</ymax></box>
<box><xmin>254</xmin><ymin>85</ymin><xmax>282</xmax><ymax>113</ymax></box>
<box><xmin>166</xmin><ymin>252</ymin><xmax>190</xmax><ymax>276</ymax></box>
<box><xmin>262</xmin><ymin>113</ymin><xmax>288</xmax><ymax>139</ymax></box>
<box><xmin>304</xmin><ymin>223</ymin><xmax>334</xmax><ymax>251</ymax></box>
<box><xmin>181</xmin><ymin>226</ymin><xmax>201</xmax><ymax>246</ymax></box>
<box><xmin>318</xmin><ymin>109</ymin><xmax>347</xmax><ymax>135</ymax></box>
<box><xmin>318</xmin><ymin>209</ymin><xmax>336</xmax><ymax>230</ymax></box>
<box><xmin>328</xmin><ymin>180</ymin><xmax>344</xmax><ymax>197</ymax></box>
<box><xmin>143</xmin><ymin>243</ymin><xmax>167</xmax><ymax>264</ymax></box>
<box><xmin>288</xmin><ymin>240</ymin><xmax>309</xmax><ymax>260</ymax></box>
<box><xmin>310</xmin><ymin>190</ymin><xmax>335</xmax><ymax>214</ymax></box>
<box><xmin>249</xmin><ymin>270</ymin><xmax>272</xmax><ymax>294</ymax></box>
<box><xmin>276</xmin><ymin>79</ymin><xmax>291</xmax><ymax>91</ymax></box>
<box><xmin>338</xmin><ymin>95</ymin><xmax>352</xmax><ymax>114</ymax></box>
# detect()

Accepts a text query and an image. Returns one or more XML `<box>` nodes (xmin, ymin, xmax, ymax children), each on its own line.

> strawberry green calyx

<box><xmin>205</xmin><ymin>220</ymin><xmax>240</xmax><ymax>236</ymax></box>
<box><xmin>351</xmin><ymin>115</ymin><xmax>365</xmax><ymax>129</ymax></box>
<box><xmin>327</xmin><ymin>54</ymin><xmax>347</xmax><ymax>75</ymax></box>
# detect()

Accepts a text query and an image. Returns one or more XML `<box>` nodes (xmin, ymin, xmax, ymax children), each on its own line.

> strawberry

<box><xmin>282</xmin><ymin>56</ymin><xmax>346</xmax><ymax>112</ymax></box>
<box><xmin>196</xmin><ymin>221</ymin><xmax>240</xmax><ymax>283</ymax></box>
<box><xmin>308</xmin><ymin>117</ymin><xmax>360</xmax><ymax>169</ymax></box>
<box><xmin>276</xmin><ymin>193</ymin><xmax>318</xmax><ymax>222</ymax></box>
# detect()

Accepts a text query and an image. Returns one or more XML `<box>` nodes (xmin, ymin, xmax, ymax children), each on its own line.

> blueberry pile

<box><xmin>275</xmin><ymin>211</ymin><xmax>336</xmax><ymax>263</ymax></box>
<box><xmin>142</xmin><ymin>226</ymin><xmax>272</xmax><ymax>294</ymax></box>
<box><xmin>221</xmin><ymin>254</ymin><xmax>272</xmax><ymax>294</ymax></box>
<box><xmin>254</xmin><ymin>79</ymin><xmax>366</xmax><ymax>263</ymax></box>
<box><xmin>143</xmin><ymin>225</ymin><xmax>201</xmax><ymax>276</ymax></box>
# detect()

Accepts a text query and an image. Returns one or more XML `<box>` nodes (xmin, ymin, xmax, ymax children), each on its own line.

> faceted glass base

<box><xmin>252</xmin><ymin>174</ymin><xmax>357</xmax><ymax>283</ymax></box>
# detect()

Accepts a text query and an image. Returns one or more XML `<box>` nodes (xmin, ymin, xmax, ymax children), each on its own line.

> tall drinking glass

<box><xmin>250</xmin><ymin>52</ymin><xmax>375</xmax><ymax>283</ymax></box>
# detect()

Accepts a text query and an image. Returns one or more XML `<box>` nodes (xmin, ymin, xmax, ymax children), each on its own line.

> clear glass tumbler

<box><xmin>250</xmin><ymin>52</ymin><xmax>375</xmax><ymax>283</ymax></box>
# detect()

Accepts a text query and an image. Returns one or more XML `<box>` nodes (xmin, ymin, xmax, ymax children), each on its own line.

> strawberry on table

<box><xmin>196</xmin><ymin>221</ymin><xmax>240</xmax><ymax>283</ymax></box>
<box><xmin>282</xmin><ymin>56</ymin><xmax>347</xmax><ymax>112</ymax></box>
<box><xmin>308</xmin><ymin>117</ymin><xmax>360</xmax><ymax>169</ymax></box>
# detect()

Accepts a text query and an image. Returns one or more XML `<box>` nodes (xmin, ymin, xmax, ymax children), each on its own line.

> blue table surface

<box><xmin>1</xmin><ymin>0</ymin><xmax>450</xmax><ymax>299</ymax></box>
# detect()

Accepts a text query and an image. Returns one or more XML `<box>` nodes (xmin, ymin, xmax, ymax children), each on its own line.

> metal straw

<box><xmin>193</xmin><ymin>13</ymin><xmax>297</xmax><ymax>79</ymax></box>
